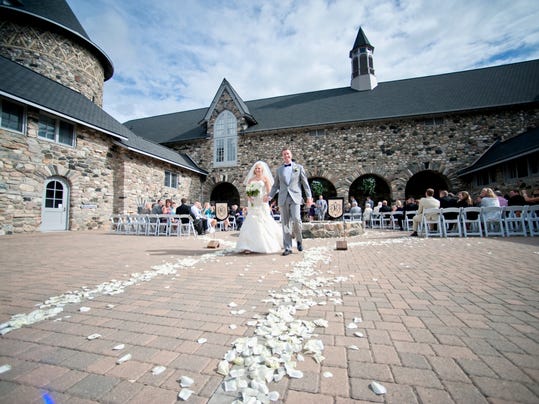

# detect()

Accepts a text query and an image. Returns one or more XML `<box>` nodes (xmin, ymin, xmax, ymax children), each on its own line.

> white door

<box><xmin>41</xmin><ymin>178</ymin><xmax>69</xmax><ymax>231</ymax></box>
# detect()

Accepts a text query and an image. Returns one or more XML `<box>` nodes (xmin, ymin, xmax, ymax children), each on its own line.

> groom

<box><xmin>267</xmin><ymin>148</ymin><xmax>313</xmax><ymax>255</ymax></box>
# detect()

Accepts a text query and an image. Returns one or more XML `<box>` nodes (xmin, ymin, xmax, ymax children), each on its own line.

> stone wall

<box><xmin>0</xmin><ymin>20</ymin><xmax>105</xmax><ymax>106</ymax></box>
<box><xmin>172</xmin><ymin>107</ymin><xmax>538</xmax><ymax>203</ymax></box>
<box><xmin>0</xmin><ymin>108</ymin><xmax>205</xmax><ymax>234</ymax></box>
<box><xmin>112</xmin><ymin>146</ymin><xmax>203</xmax><ymax>214</ymax></box>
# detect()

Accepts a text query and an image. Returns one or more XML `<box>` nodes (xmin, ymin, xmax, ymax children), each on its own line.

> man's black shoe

<box><xmin>297</xmin><ymin>242</ymin><xmax>303</xmax><ymax>252</ymax></box>
<box><xmin>282</xmin><ymin>249</ymin><xmax>292</xmax><ymax>256</ymax></box>
<box><xmin>410</xmin><ymin>231</ymin><xmax>418</xmax><ymax>237</ymax></box>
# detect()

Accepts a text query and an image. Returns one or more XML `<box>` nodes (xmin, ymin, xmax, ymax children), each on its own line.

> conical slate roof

<box><xmin>0</xmin><ymin>0</ymin><xmax>114</xmax><ymax>80</ymax></box>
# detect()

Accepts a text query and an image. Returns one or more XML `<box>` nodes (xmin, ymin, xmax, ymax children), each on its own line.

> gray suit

<box><xmin>269</xmin><ymin>162</ymin><xmax>312</xmax><ymax>251</ymax></box>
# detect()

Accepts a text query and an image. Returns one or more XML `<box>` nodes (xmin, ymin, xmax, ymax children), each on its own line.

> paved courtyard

<box><xmin>0</xmin><ymin>229</ymin><xmax>538</xmax><ymax>403</ymax></box>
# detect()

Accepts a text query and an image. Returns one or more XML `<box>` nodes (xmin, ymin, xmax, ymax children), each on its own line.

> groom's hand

<box><xmin>263</xmin><ymin>195</ymin><xmax>269</xmax><ymax>202</ymax></box>
<box><xmin>305</xmin><ymin>197</ymin><xmax>313</xmax><ymax>207</ymax></box>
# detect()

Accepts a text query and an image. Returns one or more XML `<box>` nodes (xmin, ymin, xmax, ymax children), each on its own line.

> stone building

<box><xmin>125</xmin><ymin>28</ymin><xmax>539</xmax><ymax>208</ymax></box>
<box><xmin>0</xmin><ymin>0</ymin><xmax>207</xmax><ymax>234</ymax></box>
<box><xmin>1</xmin><ymin>2</ymin><xmax>538</xmax><ymax>234</ymax></box>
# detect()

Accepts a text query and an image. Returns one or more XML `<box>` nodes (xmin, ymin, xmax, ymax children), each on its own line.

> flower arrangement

<box><xmin>246</xmin><ymin>183</ymin><xmax>260</xmax><ymax>198</ymax></box>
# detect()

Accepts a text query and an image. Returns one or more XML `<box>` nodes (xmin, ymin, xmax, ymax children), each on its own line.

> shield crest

<box><xmin>215</xmin><ymin>202</ymin><xmax>229</xmax><ymax>221</ymax></box>
<box><xmin>327</xmin><ymin>198</ymin><xmax>344</xmax><ymax>219</ymax></box>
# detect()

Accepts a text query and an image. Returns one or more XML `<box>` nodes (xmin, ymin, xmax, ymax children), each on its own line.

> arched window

<box><xmin>214</xmin><ymin>110</ymin><xmax>237</xmax><ymax>167</ymax></box>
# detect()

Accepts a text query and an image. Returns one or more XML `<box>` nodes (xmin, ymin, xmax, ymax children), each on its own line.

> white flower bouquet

<box><xmin>246</xmin><ymin>183</ymin><xmax>260</xmax><ymax>197</ymax></box>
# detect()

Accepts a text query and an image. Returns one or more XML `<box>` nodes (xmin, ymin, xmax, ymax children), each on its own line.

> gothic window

<box><xmin>213</xmin><ymin>110</ymin><xmax>237</xmax><ymax>167</ymax></box>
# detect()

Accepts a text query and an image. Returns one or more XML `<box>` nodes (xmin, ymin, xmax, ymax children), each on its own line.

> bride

<box><xmin>236</xmin><ymin>161</ymin><xmax>283</xmax><ymax>254</ymax></box>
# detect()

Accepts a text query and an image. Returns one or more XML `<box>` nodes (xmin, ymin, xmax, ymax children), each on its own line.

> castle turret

<box><xmin>350</xmin><ymin>27</ymin><xmax>377</xmax><ymax>91</ymax></box>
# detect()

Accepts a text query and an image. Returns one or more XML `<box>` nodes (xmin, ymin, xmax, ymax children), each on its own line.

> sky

<box><xmin>66</xmin><ymin>0</ymin><xmax>539</xmax><ymax>124</ymax></box>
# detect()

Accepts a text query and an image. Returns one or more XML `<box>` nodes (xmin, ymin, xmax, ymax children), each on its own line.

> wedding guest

<box><xmin>410</xmin><ymin>188</ymin><xmax>440</xmax><ymax>237</ymax></box>
<box><xmin>507</xmin><ymin>189</ymin><xmax>526</xmax><ymax>206</ymax></box>
<box><xmin>494</xmin><ymin>190</ymin><xmax>508</xmax><ymax>206</ymax></box>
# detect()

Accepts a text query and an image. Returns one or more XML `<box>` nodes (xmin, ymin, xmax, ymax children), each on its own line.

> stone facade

<box><xmin>0</xmin><ymin>20</ymin><xmax>105</xmax><ymax>106</ymax></box>
<box><xmin>172</xmin><ymin>104</ymin><xmax>539</xmax><ymax>206</ymax></box>
<box><xmin>0</xmin><ymin>108</ymin><xmax>203</xmax><ymax>234</ymax></box>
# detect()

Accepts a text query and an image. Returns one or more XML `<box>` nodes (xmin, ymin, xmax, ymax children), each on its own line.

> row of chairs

<box><xmin>415</xmin><ymin>205</ymin><xmax>539</xmax><ymax>238</ymax></box>
<box><xmin>109</xmin><ymin>214</ymin><xmax>198</xmax><ymax>237</ymax></box>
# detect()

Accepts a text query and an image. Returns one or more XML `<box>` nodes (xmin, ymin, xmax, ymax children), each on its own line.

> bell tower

<box><xmin>350</xmin><ymin>27</ymin><xmax>377</xmax><ymax>91</ymax></box>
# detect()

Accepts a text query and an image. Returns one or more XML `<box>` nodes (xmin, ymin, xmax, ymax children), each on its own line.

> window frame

<box><xmin>164</xmin><ymin>170</ymin><xmax>179</xmax><ymax>188</ymax></box>
<box><xmin>0</xmin><ymin>98</ymin><xmax>25</xmax><ymax>133</ymax></box>
<box><xmin>213</xmin><ymin>110</ymin><xmax>237</xmax><ymax>167</ymax></box>
<box><xmin>38</xmin><ymin>113</ymin><xmax>76</xmax><ymax>147</ymax></box>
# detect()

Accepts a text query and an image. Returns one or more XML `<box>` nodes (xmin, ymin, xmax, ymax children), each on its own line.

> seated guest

<box><xmin>229</xmin><ymin>204</ymin><xmax>243</xmax><ymax>229</ymax></box>
<box><xmin>363</xmin><ymin>203</ymin><xmax>373</xmax><ymax>227</ymax></box>
<box><xmin>410</xmin><ymin>188</ymin><xmax>440</xmax><ymax>237</ymax></box>
<box><xmin>190</xmin><ymin>201</ymin><xmax>208</xmax><ymax>235</ymax></box>
<box><xmin>507</xmin><ymin>189</ymin><xmax>526</xmax><ymax>206</ymax></box>
<box><xmin>494</xmin><ymin>190</ymin><xmax>508</xmax><ymax>207</ymax></box>
<box><xmin>480</xmin><ymin>187</ymin><xmax>501</xmax><ymax>222</ymax></box>
<box><xmin>379</xmin><ymin>200</ymin><xmax>392</xmax><ymax>213</ymax></box>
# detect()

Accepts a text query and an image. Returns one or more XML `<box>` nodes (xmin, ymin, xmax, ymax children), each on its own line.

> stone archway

<box><xmin>405</xmin><ymin>170</ymin><xmax>449</xmax><ymax>200</ymax></box>
<box><xmin>349</xmin><ymin>174</ymin><xmax>391</xmax><ymax>205</ymax></box>
<box><xmin>210</xmin><ymin>182</ymin><xmax>240</xmax><ymax>206</ymax></box>
<box><xmin>308</xmin><ymin>177</ymin><xmax>337</xmax><ymax>198</ymax></box>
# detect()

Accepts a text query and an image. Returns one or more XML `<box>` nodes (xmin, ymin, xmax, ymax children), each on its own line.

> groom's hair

<box><xmin>281</xmin><ymin>147</ymin><xmax>291</xmax><ymax>153</ymax></box>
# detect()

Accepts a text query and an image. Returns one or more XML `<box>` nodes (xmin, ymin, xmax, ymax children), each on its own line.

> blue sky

<box><xmin>66</xmin><ymin>0</ymin><xmax>539</xmax><ymax>123</ymax></box>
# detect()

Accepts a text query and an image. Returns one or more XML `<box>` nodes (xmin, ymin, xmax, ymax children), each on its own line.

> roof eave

<box><xmin>0</xmin><ymin>90</ymin><xmax>128</xmax><ymax>141</ymax></box>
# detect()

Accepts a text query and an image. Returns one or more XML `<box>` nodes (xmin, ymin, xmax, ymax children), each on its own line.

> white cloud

<box><xmin>67</xmin><ymin>0</ymin><xmax>539</xmax><ymax>123</ymax></box>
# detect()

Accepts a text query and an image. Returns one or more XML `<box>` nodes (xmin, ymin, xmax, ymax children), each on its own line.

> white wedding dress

<box><xmin>236</xmin><ymin>180</ymin><xmax>283</xmax><ymax>253</ymax></box>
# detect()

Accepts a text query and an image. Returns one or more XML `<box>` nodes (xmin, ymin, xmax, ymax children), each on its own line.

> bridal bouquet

<box><xmin>246</xmin><ymin>183</ymin><xmax>260</xmax><ymax>197</ymax></box>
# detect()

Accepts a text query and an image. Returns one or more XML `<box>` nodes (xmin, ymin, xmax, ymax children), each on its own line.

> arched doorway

<box><xmin>349</xmin><ymin>174</ymin><xmax>391</xmax><ymax>206</ymax></box>
<box><xmin>405</xmin><ymin>170</ymin><xmax>449</xmax><ymax>200</ymax></box>
<box><xmin>308</xmin><ymin>177</ymin><xmax>337</xmax><ymax>198</ymax></box>
<box><xmin>210</xmin><ymin>182</ymin><xmax>240</xmax><ymax>207</ymax></box>
<box><xmin>41</xmin><ymin>177</ymin><xmax>70</xmax><ymax>231</ymax></box>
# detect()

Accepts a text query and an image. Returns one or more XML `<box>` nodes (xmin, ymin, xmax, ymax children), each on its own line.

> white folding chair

<box><xmin>343</xmin><ymin>213</ymin><xmax>352</xmax><ymax>222</ymax></box>
<box><xmin>121</xmin><ymin>215</ymin><xmax>137</xmax><ymax>235</ymax></box>
<box><xmin>109</xmin><ymin>214</ymin><xmax>122</xmax><ymax>233</ymax></box>
<box><xmin>404</xmin><ymin>210</ymin><xmax>417</xmax><ymax>231</ymax></box>
<box><xmin>134</xmin><ymin>214</ymin><xmax>150</xmax><ymax>235</ymax></box>
<box><xmin>228</xmin><ymin>216</ymin><xmax>237</xmax><ymax>231</ymax></box>
<box><xmin>481</xmin><ymin>206</ymin><xmax>504</xmax><ymax>237</ymax></box>
<box><xmin>370</xmin><ymin>212</ymin><xmax>382</xmax><ymax>228</ymax></box>
<box><xmin>390</xmin><ymin>212</ymin><xmax>402</xmax><ymax>230</ymax></box>
<box><xmin>156</xmin><ymin>214</ymin><xmax>170</xmax><ymax>236</ymax></box>
<box><xmin>441</xmin><ymin>207</ymin><xmax>462</xmax><ymax>237</ymax></box>
<box><xmin>461</xmin><ymin>207</ymin><xmax>482</xmax><ymax>237</ymax></box>
<box><xmin>381</xmin><ymin>212</ymin><xmax>392</xmax><ymax>229</ymax></box>
<box><xmin>420</xmin><ymin>208</ymin><xmax>443</xmax><ymax>238</ymax></box>
<box><xmin>146</xmin><ymin>214</ymin><xmax>160</xmax><ymax>236</ymax></box>
<box><xmin>351</xmin><ymin>212</ymin><xmax>363</xmax><ymax>222</ymax></box>
<box><xmin>526</xmin><ymin>205</ymin><xmax>539</xmax><ymax>237</ymax></box>
<box><xmin>503</xmin><ymin>206</ymin><xmax>527</xmax><ymax>237</ymax></box>
<box><xmin>178</xmin><ymin>214</ymin><xmax>197</xmax><ymax>237</ymax></box>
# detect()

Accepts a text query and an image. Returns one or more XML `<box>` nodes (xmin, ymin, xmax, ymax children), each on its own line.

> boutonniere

<box><xmin>293</xmin><ymin>167</ymin><xmax>299</xmax><ymax>173</ymax></box>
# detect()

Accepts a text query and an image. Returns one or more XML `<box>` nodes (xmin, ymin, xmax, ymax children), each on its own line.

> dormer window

<box><xmin>213</xmin><ymin>110</ymin><xmax>237</xmax><ymax>167</ymax></box>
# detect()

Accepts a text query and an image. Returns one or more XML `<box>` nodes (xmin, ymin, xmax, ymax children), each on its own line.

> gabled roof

<box><xmin>125</xmin><ymin>59</ymin><xmax>539</xmax><ymax>145</ymax></box>
<box><xmin>202</xmin><ymin>78</ymin><xmax>256</xmax><ymax>124</ymax></box>
<box><xmin>0</xmin><ymin>56</ymin><xmax>207</xmax><ymax>175</ymax></box>
<box><xmin>0</xmin><ymin>0</ymin><xmax>114</xmax><ymax>80</ymax></box>
<box><xmin>458</xmin><ymin>127</ymin><xmax>539</xmax><ymax>176</ymax></box>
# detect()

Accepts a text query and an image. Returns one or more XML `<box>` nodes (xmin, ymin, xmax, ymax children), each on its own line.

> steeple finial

<box><xmin>350</xmin><ymin>27</ymin><xmax>377</xmax><ymax>91</ymax></box>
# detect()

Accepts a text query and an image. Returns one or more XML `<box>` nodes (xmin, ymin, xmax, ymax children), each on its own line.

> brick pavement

<box><xmin>0</xmin><ymin>230</ymin><xmax>538</xmax><ymax>403</ymax></box>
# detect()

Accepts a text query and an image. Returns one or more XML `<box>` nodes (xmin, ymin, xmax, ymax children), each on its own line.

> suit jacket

<box><xmin>270</xmin><ymin>162</ymin><xmax>312</xmax><ymax>206</ymax></box>
<box><xmin>417</xmin><ymin>196</ymin><xmax>440</xmax><ymax>216</ymax></box>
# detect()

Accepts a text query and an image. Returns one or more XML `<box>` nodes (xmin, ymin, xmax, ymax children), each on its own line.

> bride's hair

<box><xmin>244</xmin><ymin>161</ymin><xmax>274</xmax><ymax>187</ymax></box>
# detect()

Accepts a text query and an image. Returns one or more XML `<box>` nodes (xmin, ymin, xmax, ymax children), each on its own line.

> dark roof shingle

<box><xmin>125</xmin><ymin>59</ymin><xmax>539</xmax><ymax>144</ymax></box>
<box><xmin>0</xmin><ymin>56</ymin><xmax>206</xmax><ymax>175</ymax></box>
